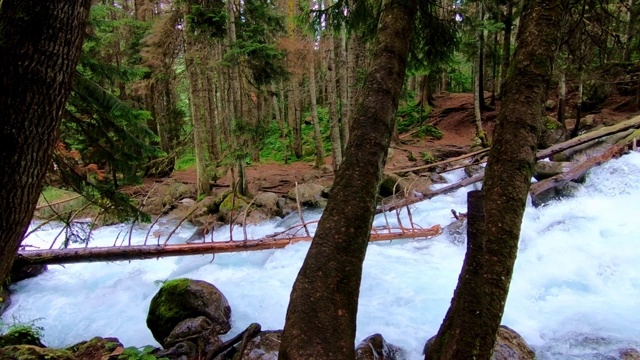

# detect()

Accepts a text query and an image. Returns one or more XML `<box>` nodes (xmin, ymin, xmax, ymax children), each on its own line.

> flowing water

<box><xmin>4</xmin><ymin>152</ymin><xmax>640</xmax><ymax>359</ymax></box>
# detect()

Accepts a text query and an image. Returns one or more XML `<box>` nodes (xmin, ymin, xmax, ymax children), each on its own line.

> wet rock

<box><xmin>286</xmin><ymin>183</ymin><xmax>326</xmax><ymax>207</ymax></box>
<box><xmin>493</xmin><ymin>325</ymin><xmax>535</xmax><ymax>360</ymax></box>
<box><xmin>147</xmin><ymin>278</ymin><xmax>231</xmax><ymax>345</ymax></box>
<box><xmin>69</xmin><ymin>336</ymin><xmax>123</xmax><ymax>360</ymax></box>
<box><xmin>534</xmin><ymin>161</ymin><xmax>575</xmax><ymax>181</ymax></box>
<box><xmin>444</xmin><ymin>218</ymin><xmax>466</xmax><ymax>246</ymax></box>
<box><xmin>0</xmin><ymin>345</ymin><xmax>75</xmax><ymax>360</ymax></box>
<box><xmin>355</xmin><ymin>333</ymin><xmax>407</xmax><ymax>360</ymax></box>
<box><xmin>428</xmin><ymin>172</ymin><xmax>447</xmax><ymax>184</ymax></box>
<box><xmin>423</xmin><ymin>326</ymin><xmax>534</xmax><ymax>360</ymax></box>
<box><xmin>239</xmin><ymin>330</ymin><xmax>282</xmax><ymax>360</ymax></box>
<box><xmin>156</xmin><ymin>341</ymin><xmax>197</xmax><ymax>360</ymax></box>
<box><xmin>619</xmin><ymin>348</ymin><xmax>640</xmax><ymax>360</ymax></box>
<box><xmin>532</xmin><ymin>181</ymin><xmax>582</xmax><ymax>207</ymax></box>
<box><xmin>253</xmin><ymin>192</ymin><xmax>279</xmax><ymax>214</ymax></box>
<box><xmin>539</xmin><ymin>117</ymin><xmax>568</xmax><ymax>149</ymax></box>
<box><xmin>464</xmin><ymin>164</ymin><xmax>485</xmax><ymax>178</ymax></box>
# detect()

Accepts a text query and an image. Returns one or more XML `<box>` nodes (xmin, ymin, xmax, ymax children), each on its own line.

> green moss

<box><xmin>147</xmin><ymin>278</ymin><xmax>197</xmax><ymax>343</ymax></box>
<box><xmin>0</xmin><ymin>345</ymin><xmax>75</xmax><ymax>360</ymax></box>
<box><xmin>219</xmin><ymin>193</ymin><xmax>250</xmax><ymax>214</ymax></box>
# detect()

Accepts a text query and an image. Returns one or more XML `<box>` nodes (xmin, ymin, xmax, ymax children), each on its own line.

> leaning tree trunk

<box><xmin>0</xmin><ymin>0</ymin><xmax>92</xmax><ymax>285</ymax></box>
<box><xmin>278</xmin><ymin>0</ymin><xmax>417</xmax><ymax>359</ymax></box>
<box><xmin>424</xmin><ymin>1</ymin><xmax>561</xmax><ymax>359</ymax></box>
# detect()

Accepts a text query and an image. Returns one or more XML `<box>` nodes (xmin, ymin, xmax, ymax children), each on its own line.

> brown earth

<box><xmin>138</xmin><ymin>92</ymin><xmax>638</xmax><ymax>205</ymax></box>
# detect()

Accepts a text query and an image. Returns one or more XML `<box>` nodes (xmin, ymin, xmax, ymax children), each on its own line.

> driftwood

<box><xmin>15</xmin><ymin>225</ymin><xmax>442</xmax><ymax>267</ymax></box>
<box><xmin>35</xmin><ymin>194</ymin><xmax>83</xmax><ymax>210</ymax></box>
<box><xmin>378</xmin><ymin>115</ymin><xmax>640</xmax><ymax>213</ymax></box>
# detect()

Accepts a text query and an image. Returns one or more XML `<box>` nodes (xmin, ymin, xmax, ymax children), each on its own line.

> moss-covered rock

<box><xmin>286</xmin><ymin>183</ymin><xmax>326</xmax><ymax>207</ymax></box>
<box><xmin>67</xmin><ymin>336</ymin><xmax>123</xmax><ymax>360</ymax></box>
<box><xmin>0</xmin><ymin>345</ymin><xmax>75</xmax><ymax>360</ymax></box>
<box><xmin>539</xmin><ymin>116</ymin><xmax>568</xmax><ymax>149</ymax></box>
<box><xmin>218</xmin><ymin>193</ymin><xmax>251</xmax><ymax>222</ymax></box>
<box><xmin>146</xmin><ymin>278</ymin><xmax>231</xmax><ymax>346</ymax></box>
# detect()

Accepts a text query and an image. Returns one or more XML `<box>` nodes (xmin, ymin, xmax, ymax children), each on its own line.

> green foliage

<box><xmin>186</xmin><ymin>2</ymin><xmax>227</xmax><ymax>39</ymax></box>
<box><xmin>0</xmin><ymin>318</ymin><xmax>44</xmax><ymax>347</ymax></box>
<box><xmin>416</xmin><ymin>125</ymin><xmax>444</xmax><ymax>140</ymax></box>
<box><xmin>420</xmin><ymin>151</ymin><xmax>436</xmax><ymax>164</ymax></box>
<box><xmin>118</xmin><ymin>345</ymin><xmax>167</xmax><ymax>360</ymax></box>
<box><xmin>224</xmin><ymin>0</ymin><xmax>287</xmax><ymax>86</ymax></box>
<box><xmin>175</xmin><ymin>151</ymin><xmax>196</xmax><ymax>171</ymax></box>
<box><xmin>396</xmin><ymin>101</ymin><xmax>431</xmax><ymax>134</ymax></box>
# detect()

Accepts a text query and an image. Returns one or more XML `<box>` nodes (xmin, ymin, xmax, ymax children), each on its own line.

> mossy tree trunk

<box><xmin>0</xmin><ymin>0</ymin><xmax>92</xmax><ymax>285</ymax></box>
<box><xmin>424</xmin><ymin>1</ymin><xmax>562</xmax><ymax>359</ymax></box>
<box><xmin>278</xmin><ymin>0</ymin><xmax>417</xmax><ymax>358</ymax></box>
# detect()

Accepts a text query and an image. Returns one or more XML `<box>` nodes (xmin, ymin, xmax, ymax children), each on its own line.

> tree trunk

<box><xmin>571</xmin><ymin>72</ymin><xmax>584</xmax><ymax>138</ymax></box>
<box><xmin>324</xmin><ymin>8</ymin><xmax>343</xmax><ymax>171</ymax></box>
<box><xmin>278</xmin><ymin>1</ymin><xmax>417</xmax><ymax>358</ymax></box>
<box><xmin>499</xmin><ymin>0</ymin><xmax>513</xmax><ymax>98</ymax></box>
<box><xmin>308</xmin><ymin>0</ymin><xmax>326</xmax><ymax>168</ymax></box>
<box><xmin>0</xmin><ymin>0</ymin><xmax>92</xmax><ymax>285</ymax></box>
<box><xmin>623</xmin><ymin>0</ymin><xmax>636</xmax><ymax>62</ymax></box>
<box><xmin>338</xmin><ymin>29</ymin><xmax>350</xmax><ymax>152</ymax></box>
<box><xmin>557</xmin><ymin>71</ymin><xmax>566</xmax><ymax>126</ymax></box>
<box><xmin>425</xmin><ymin>1</ymin><xmax>561</xmax><ymax>359</ymax></box>
<box><xmin>476</xmin><ymin>0</ymin><xmax>486</xmax><ymax>110</ymax></box>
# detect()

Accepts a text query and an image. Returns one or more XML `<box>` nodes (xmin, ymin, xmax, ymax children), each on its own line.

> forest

<box><xmin>1</xmin><ymin>0</ymin><xmax>640</xmax><ymax>359</ymax></box>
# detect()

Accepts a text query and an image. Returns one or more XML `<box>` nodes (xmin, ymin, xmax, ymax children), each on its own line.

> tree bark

<box><xmin>278</xmin><ymin>1</ymin><xmax>417</xmax><ymax>358</ymax></box>
<box><xmin>0</xmin><ymin>0</ymin><xmax>92</xmax><ymax>285</ymax></box>
<box><xmin>425</xmin><ymin>1</ymin><xmax>562</xmax><ymax>359</ymax></box>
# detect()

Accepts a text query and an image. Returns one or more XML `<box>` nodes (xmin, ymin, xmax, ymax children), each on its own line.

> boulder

<box><xmin>464</xmin><ymin>164</ymin><xmax>485</xmax><ymax>178</ymax></box>
<box><xmin>545</xmin><ymin>99</ymin><xmax>556</xmax><ymax>110</ymax></box>
<box><xmin>444</xmin><ymin>218</ymin><xmax>466</xmax><ymax>246</ymax></box>
<box><xmin>68</xmin><ymin>336</ymin><xmax>123</xmax><ymax>360</ymax></box>
<box><xmin>239</xmin><ymin>330</ymin><xmax>282</xmax><ymax>360</ymax></box>
<box><xmin>159</xmin><ymin>317</ymin><xmax>222</xmax><ymax>358</ymax></box>
<box><xmin>428</xmin><ymin>172</ymin><xmax>447</xmax><ymax>184</ymax></box>
<box><xmin>0</xmin><ymin>345</ymin><xmax>75</xmax><ymax>360</ymax></box>
<box><xmin>253</xmin><ymin>192</ymin><xmax>280</xmax><ymax>215</ymax></box>
<box><xmin>355</xmin><ymin>333</ymin><xmax>407</xmax><ymax>360</ymax></box>
<box><xmin>286</xmin><ymin>183</ymin><xmax>326</xmax><ymax>207</ymax></box>
<box><xmin>423</xmin><ymin>325</ymin><xmax>534</xmax><ymax>360</ymax></box>
<box><xmin>534</xmin><ymin>161</ymin><xmax>575</xmax><ymax>181</ymax></box>
<box><xmin>531</xmin><ymin>181</ymin><xmax>582</xmax><ymax>207</ymax></box>
<box><xmin>219</xmin><ymin>193</ymin><xmax>251</xmax><ymax>223</ymax></box>
<box><xmin>620</xmin><ymin>348</ymin><xmax>640</xmax><ymax>360</ymax></box>
<box><xmin>539</xmin><ymin>117</ymin><xmax>568</xmax><ymax>149</ymax></box>
<box><xmin>147</xmin><ymin>278</ymin><xmax>231</xmax><ymax>345</ymax></box>
<box><xmin>492</xmin><ymin>325</ymin><xmax>535</xmax><ymax>360</ymax></box>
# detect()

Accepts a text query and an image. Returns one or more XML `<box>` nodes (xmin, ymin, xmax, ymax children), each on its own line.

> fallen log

<box><xmin>386</xmin><ymin>148</ymin><xmax>489</xmax><ymax>174</ymax></box>
<box><xmin>529</xmin><ymin>144</ymin><xmax>625</xmax><ymax>200</ymax></box>
<box><xmin>536</xmin><ymin>115</ymin><xmax>640</xmax><ymax>159</ymax></box>
<box><xmin>377</xmin><ymin>115</ymin><xmax>640</xmax><ymax>213</ymax></box>
<box><xmin>15</xmin><ymin>225</ymin><xmax>442</xmax><ymax>266</ymax></box>
<box><xmin>376</xmin><ymin>175</ymin><xmax>483</xmax><ymax>214</ymax></box>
